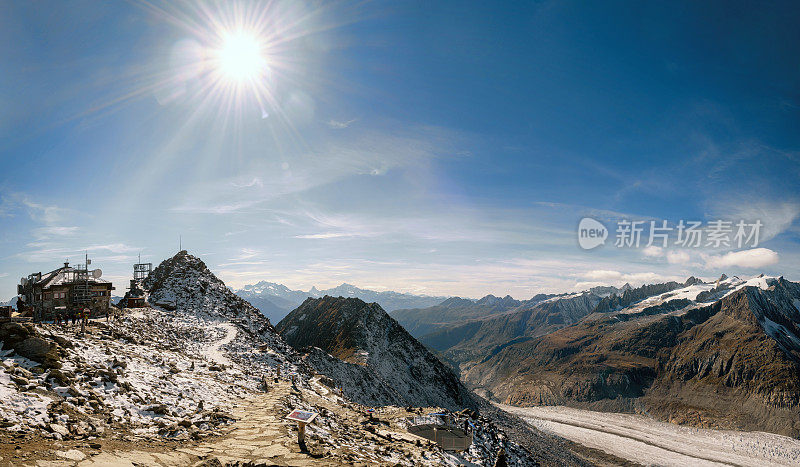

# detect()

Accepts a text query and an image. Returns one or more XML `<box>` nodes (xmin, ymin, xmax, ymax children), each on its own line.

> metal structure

<box><xmin>404</xmin><ymin>414</ymin><xmax>473</xmax><ymax>451</ymax></box>
<box><xmin>119</xmin><ymin>254</ymin><xmax>150</xmax><ymax>308</ymax></box>
<box><xmin>133</xmin><ymin>262</ymin><xmax>152</xmax><ymax>281</ymax></box>
<box><xmin>70</xmin><ymin>253</ymin><xmax>92</xmax><ymax>305</ymax></box>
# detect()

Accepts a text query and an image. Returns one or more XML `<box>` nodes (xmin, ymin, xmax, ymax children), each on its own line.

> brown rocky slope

<box><xmin>466</xmin><ymin>278</ymin><xmax>800</xmax><ymax>437</ymax></box>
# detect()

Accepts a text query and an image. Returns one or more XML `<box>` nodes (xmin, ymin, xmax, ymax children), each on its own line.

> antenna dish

<box><xmin>92</xmin><ymin>269</ymin><xmax>103</xmax><ymax>278</ymax></box>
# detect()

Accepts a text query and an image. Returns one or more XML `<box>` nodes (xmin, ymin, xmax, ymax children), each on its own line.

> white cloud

<box><xmin>578</xmin><ymin>270</ymin><xmax>678</xmax><ymax>288</ymax></box>
<box><xmin>231</xmin><ymin>177</ymin><xmax>263</xmax><ymax>188</ymax></box>
<box><xmin>32</xmin><ymin>226</ymin><xmax>79</xmax><ymax>240</ymax></box>
<box><xmin>584</xmin><ymin>270</ymin><xmax>624</xmax><ymax>281</ymax></box>
<box><xmin>235</xmin><ymin>248</ymin><xmax>259</xmax><ymax>260</ymax></box>
<box><xmin>294</xmin><ymin>232</ymin><xmax>361</xmax><ymax>239</ymax></box>
<box><xmin>642</xmin><ymin>246</ymin><xmax>691</xmax><ymax>264</ymax></box>
<box><xmin>666</xmin><ymin>250</ymin><xmax>691</xmax><ymax>264</ymax></box>
<box><xmin>84</xmin><ymin>243</ymin><xmax>140</xmax><ymax>254</ymax></box>
<box><xmin>326</xmin><ymin>118</ymin><xmax>357</xmax><ymax>129</ymax></box>
<box><xmin>171</xmin><ymin>127</ymin><xmax>455</xmax><ymax>215</ymax></box>
<box><xmin>704</xmin><ymin>248</ymin><xmax>779</xmax><ymax>269</ymax></box>
<box><xmin>20</xmin><ymin>197</ymin><xmax>67</xmax><ymax>225</ymax></box>
<box><xmin>642</xmin><ymin>246</ymin><xmax>663</xmax><ymax>257</ymax></box>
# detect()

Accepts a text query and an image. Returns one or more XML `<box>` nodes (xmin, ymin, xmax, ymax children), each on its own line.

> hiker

<box><xmin>79</xmin><ymin>307</ymin><xmax>88</xmax><ymax>335</ymax></box>
<box><xmin>70</xmin><ymin>309</ymin><xmax>77</xmax><ymax>325</ymax></box>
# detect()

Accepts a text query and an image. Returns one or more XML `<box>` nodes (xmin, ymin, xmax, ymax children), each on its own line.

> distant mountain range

<box><xmin>234</xmin><ymin>281</ymin><xmax>449</xmax><ymax>324</ymax></box>
<box><xmin>391</xmin><ymin>274</ymin><xmax>800</xmax><ymax>437</ymax></box>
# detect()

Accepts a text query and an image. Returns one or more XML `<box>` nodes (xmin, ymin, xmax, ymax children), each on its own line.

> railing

<box><xmin>404</xmin><ymin>414</ymin><xmax>474</xmax><ymax>452</ymax></box>
<box><xmin>436</xmin><ymin>430</ymin><xmax>473</xmax><ymax>451</ymax></box>
<box><xmin>404</xmin><ymin>414</ymin><xmax>456</xmax><ymax>428</ymax></box>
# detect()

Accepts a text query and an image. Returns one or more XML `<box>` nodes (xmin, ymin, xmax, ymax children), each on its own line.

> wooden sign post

<box><xmin>286</xmin><ymin>409</ymin><xmax>318</xmax><ymax>446</ymax></box>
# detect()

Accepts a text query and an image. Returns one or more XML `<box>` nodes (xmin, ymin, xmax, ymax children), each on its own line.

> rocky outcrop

<box><xmin>0</xmin><ymin>321</ymin><xmax>63</xmax><ymax>369</ymax></box>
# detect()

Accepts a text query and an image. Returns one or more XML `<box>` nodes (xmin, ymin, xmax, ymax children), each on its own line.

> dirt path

<box><xmin>16</xmin><ymin>381</ymin><xmax>342</xmax><ymax>467</ymax></box>
<box><xmin>203</xmin><ymin>323</ymin><xmax>237</xmax><ymax>367</ymax></box>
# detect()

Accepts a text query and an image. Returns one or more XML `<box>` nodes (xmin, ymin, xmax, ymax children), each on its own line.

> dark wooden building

<box><xmin>18</xmin><ymin>261</ymin><xmax>114</xmax><ymax>320</ymax></box>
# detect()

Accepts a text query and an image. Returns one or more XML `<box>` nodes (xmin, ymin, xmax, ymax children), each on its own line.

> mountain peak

<box><xmin>143</xmin><ymin>251</ymin><xmax>280</xmax><ymax>334</ymax></box>
<box><xmin>684</xmin><ymin>276</ymin><xmax>703</xmax><ymax>286</ymax></box>
<box><xmin>276</xmin><ymin>296</ymin><xmax>477</xmax><ymax>410</ymax></box>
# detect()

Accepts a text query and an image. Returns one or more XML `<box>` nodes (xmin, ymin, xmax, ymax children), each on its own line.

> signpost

<box><xmin>286</xmin><ymin>409</ymin><xmax>318</xmax><ymax>446</ymax></box>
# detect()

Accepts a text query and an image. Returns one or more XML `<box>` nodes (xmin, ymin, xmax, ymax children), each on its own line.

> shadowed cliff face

<box><xmin>464</xmin><ymin>278</ymin><xmax>800</xmax><ymax>437</ymax></box>
<box><xmin>276</xmin><ymin>296</ymin><xmax>478</xmax><ymax>411</ymax></box>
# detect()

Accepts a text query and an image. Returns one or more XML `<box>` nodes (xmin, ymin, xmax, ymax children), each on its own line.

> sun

<box><xmin>215</xmin><ymin>31</ymin><xmax>266</xmax><ymax>82</ymax></box>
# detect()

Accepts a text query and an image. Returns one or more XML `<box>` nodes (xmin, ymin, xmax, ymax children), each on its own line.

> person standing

<box><xmin>80</xmin><ymin>307</ymin><xmax>88</xmax><ymax>335</ymax></box>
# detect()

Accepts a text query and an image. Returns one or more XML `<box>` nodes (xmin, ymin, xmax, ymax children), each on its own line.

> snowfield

<box><xmin>499</xmin><ymin>404</ymin><xmax>800</xmax><ymax>466</ymax></box>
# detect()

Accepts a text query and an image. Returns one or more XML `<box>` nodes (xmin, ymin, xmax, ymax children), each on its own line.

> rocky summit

<box><xmin>277</xmin><ymin>296</ymin><xmax>478</xmax><ymax>411</ymax></box>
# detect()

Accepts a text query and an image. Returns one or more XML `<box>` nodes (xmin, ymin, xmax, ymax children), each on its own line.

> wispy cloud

<box><xmin>294</xmin><ymin>232</ymin><xmax>362</xmax><ymax>239</ymax></box>
<box><xmin>171</xmin><ymin>126</ymin><xmax>458</xmax><ymax>215</ymax></box>
<box><xmin>326</xmin><ymin>118</ymin><xmax>358</xmax><ymax>129</ymax></box>
<box><xmin>711</xmin><ymin>200</ymin><xmax>800</xmax><ymax>243</ymax></box>
<box><xmin>231</xmin><ymin>178</ymin><xmax>264</xmax><ymax>188</ymax></box>
<box><xmin>32</xmin><ymin>226</ymin><xmax>80</xmax><ymax>240</ymax></box>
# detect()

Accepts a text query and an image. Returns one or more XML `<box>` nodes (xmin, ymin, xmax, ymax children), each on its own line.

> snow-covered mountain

<box><xmin>277</xmin><ymin>296</ymin><xmax>479</xmax><ymax>411</ymax></box>
<box><xmin>235</xmin><ymin>280</ymin><xmax>449</xmax><ymax>323</ymax></box>
<box><xmin>588</xmin><ymin>282</ymin><xmax>632</xmax><ymax>297</ymax></box>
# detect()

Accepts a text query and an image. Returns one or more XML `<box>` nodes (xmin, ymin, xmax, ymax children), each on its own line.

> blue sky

<box><xmin>1</xmin><ymin>0</ymin><xmax>799</xmax><ymax>299</ymax></box>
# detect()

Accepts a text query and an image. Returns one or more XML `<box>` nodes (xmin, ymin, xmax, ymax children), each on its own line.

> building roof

<box><xmin>33</xmin><ymin>266</ymin><xmax>111</xmax><ymax>289</ymax></box>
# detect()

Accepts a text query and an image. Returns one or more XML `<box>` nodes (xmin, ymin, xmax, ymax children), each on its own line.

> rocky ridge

<box><xmin>277</xmin><ymin>296</ymin><xmax>479</xmax><ymax>411</ymax></box>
